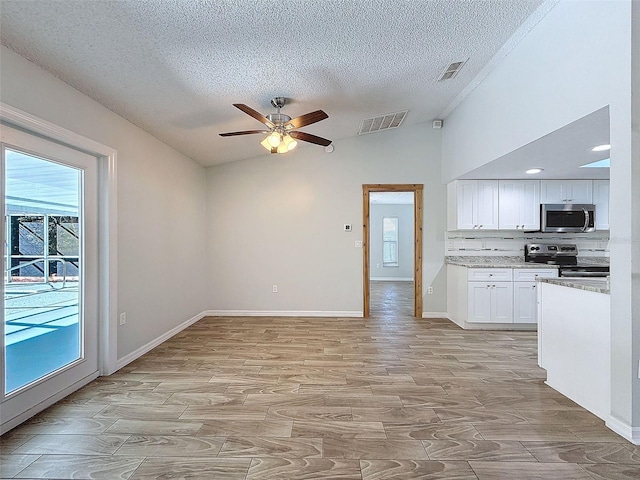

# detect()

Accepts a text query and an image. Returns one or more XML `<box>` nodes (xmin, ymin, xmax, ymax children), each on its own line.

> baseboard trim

<box><xmin>115</xmin><ymin>311</ymin><xmax>207</xmax><ymax>370</ymax></box>
<box><xmin>204</xmin><ymin>310</ymin><xmax>363</xmax><ymax>318</ymax></box>
<box><xmin>422</xmin><ymin>312</ymin><xmax>449</xmax><ymax>318</ymax></box>
<box><xmin>607</xmin><ymin>415</ymin><xmax>640</xmax><ymax>445</ymax></box>
<box><xmin>1</xmin><ymin>371</ymin><xmax>99</xmax><ymax>435</ymax></box>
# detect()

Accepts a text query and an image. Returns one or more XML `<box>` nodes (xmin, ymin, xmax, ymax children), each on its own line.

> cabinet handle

<box><xmin>533</xmin><ymin>285</ymin><xmax>536</xmax><ymax>288</ymax></box>
<box><xmin>489</xmin><ymin>274</ymin><xmax>493</xmax><ymax>277</ymax></box>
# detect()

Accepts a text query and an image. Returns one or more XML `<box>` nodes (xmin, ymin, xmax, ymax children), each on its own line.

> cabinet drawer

<box><xmin>467</xmin><ymin>268</ymin><xmax>512</xmax><ymax>281</ymax></box>
<box><xmin>513</xmin><ymin>269</ymin><xmax>558</xmax><ymax>281</ymax></box>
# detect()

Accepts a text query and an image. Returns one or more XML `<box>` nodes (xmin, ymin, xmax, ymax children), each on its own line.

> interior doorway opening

<box><xmin>362</xmin><ymin>184</ymin><xmax>423</xmax><ymax>318</ymax></box>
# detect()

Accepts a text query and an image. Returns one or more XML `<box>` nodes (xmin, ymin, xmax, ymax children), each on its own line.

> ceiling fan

<box><xmin>219</xmin><ymin>97</ymin><xmax>332</xmax><ymax>154</ymax></box>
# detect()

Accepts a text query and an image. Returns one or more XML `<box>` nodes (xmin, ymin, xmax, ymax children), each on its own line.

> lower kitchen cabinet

<box><xmin>513</xmin><ymin>268</ymin><xmax>558</xmax><ymax>323</ymax></box>
<box><xmin>447</xmin><ymin>265</ymin><xmax>558</xmax><ymax>328</ymax></box>
<box><xmin>513</xmin><ymin>282</ymin><xmax>537</xmax><ymax>323</ymax></box>
<box><xmin>468</xmin><ymin>281</ymin><xmax>513</xmax><ymax>323</ymax></box>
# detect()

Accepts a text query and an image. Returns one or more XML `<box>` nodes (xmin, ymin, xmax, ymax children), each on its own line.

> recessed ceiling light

<box><xmin>526</xmin><ymin>168</ymin><xmax>544</xmax><ymax>175</ymax></box>
<box><xmin>591</xmin><ymin>144</ymin><xmax>611</xmax><ymax>152</ymax></box>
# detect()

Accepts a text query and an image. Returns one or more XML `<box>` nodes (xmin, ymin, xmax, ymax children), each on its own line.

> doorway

<box><xmin>362</xmin><ymin>184</ymin><xmax>423</xmax><ymax>317</ymax></box>
<box><xmin>1</xmin><ymin>123</ymin><xmax>99</xmax><ymax>432</ymax></box>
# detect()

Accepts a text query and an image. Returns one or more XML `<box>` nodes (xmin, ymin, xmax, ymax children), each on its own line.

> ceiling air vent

<box><xmin>438</xmin><ymin>60</ymin><xmax>467</xmax><ymax>81</ymax></box>
<box><xmin>358</xmin><ymin>110</ymin><xmax>408</xmax><ymax>135</ymax></box>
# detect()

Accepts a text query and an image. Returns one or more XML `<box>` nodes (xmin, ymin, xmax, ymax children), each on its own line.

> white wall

<box><xmin>369</xmin><ymin>203</ymin><xmax>414</xmax><ymax>280</ymax></box>
<box><xmin>441</xmin><ymin>1</ymin><xmax>639</xmax><ymax>441</ymax></box>
<box><xmin>206</xmin><ymin>123</ymin><xmax>447</xmax><ymax>315</ymax></box>
<box><xmin>0</xmin><ymin>46</ymin><xmax>209</xmax><ymax>360</ymax></box>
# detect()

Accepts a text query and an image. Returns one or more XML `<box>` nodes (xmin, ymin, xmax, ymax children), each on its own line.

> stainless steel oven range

<box><xmin>524</xmin><ymin>243</ymin><xmax>610</xmax><ymax>277</ymax></box>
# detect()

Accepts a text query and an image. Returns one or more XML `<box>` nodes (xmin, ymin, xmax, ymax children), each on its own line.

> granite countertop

<box><xmin>538</xmin><ymin>277</ymin><xmax>610</xmax><ymax>295</ymax></box>
<box><xmin>445</xmin><ymin>256</ymin><xmax>609</xmax><ymax>269</ymax></box>
<box><xmin>445</xmin><ymin>256</ymin><xmax>559</xmax><ymax>269</ymax></box>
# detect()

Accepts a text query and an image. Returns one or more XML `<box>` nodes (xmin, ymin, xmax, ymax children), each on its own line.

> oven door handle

<box><xmin>582</xmin><ymin>208</ymin><xmax>590</xmax><ymax>232</ymax></box>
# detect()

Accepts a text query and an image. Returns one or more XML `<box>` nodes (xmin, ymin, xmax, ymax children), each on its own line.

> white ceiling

<box><xmin>460</xmin><ymin>106</ymin><xmax>610</xmax><ymax>180</ymax></box>
<box><xmin>0</xmin><ymin>0</ymin><xmax>547</xmax><ymax>167</ymax></box>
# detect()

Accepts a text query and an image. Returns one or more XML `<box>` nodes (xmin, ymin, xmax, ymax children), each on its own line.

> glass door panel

<box><xmin>1</xmin><ymin>124</ymin><xmax>98</xmax><ymax>432</ymax></box>
<box><xmin>4</xmin><ymin>151</ymin><xmax>82</xmax><ymax>393</ymax></box>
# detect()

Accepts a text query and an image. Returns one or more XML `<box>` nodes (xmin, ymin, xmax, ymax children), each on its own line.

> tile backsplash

<box><xmin>445</xmin><ymin>230</ymin><xmax>609</xmax><ymax>258</ymax></box>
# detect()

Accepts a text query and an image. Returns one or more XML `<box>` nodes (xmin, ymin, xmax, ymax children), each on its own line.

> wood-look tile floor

<box><xmin>2</xmin><ymin>300</ymin><xmax>639</xmax><ymax>478</ymax></box>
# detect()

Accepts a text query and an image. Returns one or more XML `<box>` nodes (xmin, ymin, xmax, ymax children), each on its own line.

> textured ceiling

<box><xmin>0</xmin><ymin>0</ymin><xmax>545</xmax><ymax>166</ymax></box>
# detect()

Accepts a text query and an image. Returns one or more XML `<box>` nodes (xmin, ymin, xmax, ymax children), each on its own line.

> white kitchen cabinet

<box><xmin>498</xmin><ymin>180</ymin><xmax>540</xmax><ymax>230</ymax></box>
<box><xmin>448</xmin><ymin>180</ymin><xmax>499</xmax><ymax>230</ymax></box>
<box><xmin>466</xmin><ymin>268</ymin><xmax>513</xmax><ymax>323</ymax></box>
<box><xmin>447</xmin><ymin>265</ymin><xmax>558</xmax><ymax>327</ymax></box>
<box><xmin>513</xmin><ymin>269</ymin><xmax>558</xmax><ymax>324</ymax></box>
<box><xmin>468</xmin><ymin>281</ymin><xmax>513</xmax><ymax>323</ymax></box>
<box><xmin>540</xmin><ymin>180</ymin><xmax>593</xmax><ymax>204</ymax></box>
<box><xmin>514</xmin><ymin>282</ymin><xmax>538</xmax><ymax>323</ymax></box>
<box><xmin>592</xmin><ymin>179</ymin><xmax>610</xmax><ymax>230</ymax></box>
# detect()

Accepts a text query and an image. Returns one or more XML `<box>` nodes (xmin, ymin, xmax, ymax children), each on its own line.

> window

<box><xmin>382</xmin><ymin>217</ymin><xmax>399</xmax><ymax>267</ymax></box>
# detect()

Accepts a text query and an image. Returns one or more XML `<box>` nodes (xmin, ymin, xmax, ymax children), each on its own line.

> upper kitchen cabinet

<box><xmin>540</xmin><ymin>180</ymin><xmax>593</xmax><ymax>204</ymax></box>
<box><xmin>592</xmin><ymin>179</ymin><xmax>610</xmax><ymax>230</ymax></box>
<box><xmin>498</xmin><ymin>180</ymin><xmax>540</xmax><ymax>230</ymax></box>
<box><xmin>448</xmin><ymin>180</ymin><xmax>499</xmax><ymax>230</ymax></box>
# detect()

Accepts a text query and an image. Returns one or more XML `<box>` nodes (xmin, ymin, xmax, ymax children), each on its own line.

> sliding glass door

<box><xmin>1</xmin><ymin>124</ymin><xmax>98</xmax><ymax>429</ymax></box>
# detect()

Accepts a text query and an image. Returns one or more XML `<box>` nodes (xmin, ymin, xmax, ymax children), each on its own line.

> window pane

<box><xmin>382</xmin><ymin>217</ymin><xmax>398</xmax><ymax>267</ymax></box>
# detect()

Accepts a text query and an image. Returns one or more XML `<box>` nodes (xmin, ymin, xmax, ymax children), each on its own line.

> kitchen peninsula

<box><xmin>537</xmin><ymin>276</ymin><xmax>610</xmax><ymax>421</ymax></box>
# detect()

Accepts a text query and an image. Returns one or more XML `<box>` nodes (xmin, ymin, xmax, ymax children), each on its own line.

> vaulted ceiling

<box><xmin>0</xmin><ymin>0</ymin><xmax>547</xmax><ymax>166</ymax></box>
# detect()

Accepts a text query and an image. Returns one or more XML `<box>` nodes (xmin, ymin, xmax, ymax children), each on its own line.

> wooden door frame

<box><xmin>363</xmin><ymin>184</ymin><xmax>423</xmax><ymax>317</ymax></box>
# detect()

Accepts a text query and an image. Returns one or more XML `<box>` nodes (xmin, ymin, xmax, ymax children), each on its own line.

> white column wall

<box><xmin>442</xmin><ymin>1</ymin><xmax>639</xmax><ymax>440</ymax></box>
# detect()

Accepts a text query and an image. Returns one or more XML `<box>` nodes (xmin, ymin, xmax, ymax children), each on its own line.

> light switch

<box><xmin>344</xmin><ymin>224</ymin><xmax>352</xmax><ymax>232</ymax></box>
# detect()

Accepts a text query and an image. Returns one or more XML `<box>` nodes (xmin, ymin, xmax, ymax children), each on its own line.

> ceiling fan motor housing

<box><xmin>266</xmin><ymin>113</ymin><xmax>292</xmax><ymax>126</ymax></box>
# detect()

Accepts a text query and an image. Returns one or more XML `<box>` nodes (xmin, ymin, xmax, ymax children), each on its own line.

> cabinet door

<box><xmin>491</xmin><ymin>283</ymin><xmax>514</xmax><ymax>323</ymax></box>
<box><xmin>456</xmin><ymin>181</ymin><xmax>477</xmax><ymax>230</ymax></box>
<box><xmin>514</xmin><ymin>281</ymin><xmax>537</xmax><ymax>323</ymax></box>
<box><xmin>498</xmin><ymin>181</ymin><xmax>521</xmax><ymax>229</ymax></box>
<box><xmin>467</xmin><ymin>282</ymin><xmax>492</xmax><ymax>323</ymax></box>
<box><xmin>593</xmin><ymin>180</ymin><xmax>610</xmax><ymax>230</ymax></box>
<box><xmin>566</xmin><ymin>180</ymin><xmax>593</xmax><ymax>204</ymax></box>
<box><xmin>499</xmin><ymin>180</ymin><xmax>540</xmax><ymax>230</ymax></box>
<box><xmin>476</xmin><ymin>180</ymin><xmax>498</xmax><ymax>229</ymax></box>
<box><xmin>519</xmin><ymin>181</ymin><xmax>540</xmax><ymax>230</ymax></box>
<box><xmin>540</xmin><ymin>180</ymin><xmax>564</xmax><ymax>203</ymax></box>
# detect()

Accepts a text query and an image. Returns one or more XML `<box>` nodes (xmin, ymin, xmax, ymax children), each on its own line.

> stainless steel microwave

<box><xmin>541</xmin><ymin>204</ymin><xmax>596</xmax><ymax>233</ymax></box>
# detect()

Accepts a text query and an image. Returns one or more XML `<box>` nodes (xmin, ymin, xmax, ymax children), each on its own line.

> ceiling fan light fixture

<box><xmin>267</xmin><ymin>132</ymin><xmax>281</xmax><ymax>147</ymax></box>
<box><xmin>282</xmin><ymin>134</ymin><xmax>297</xmax><ymax>151</ymax></box>
<box><xmin>261</xmin><ymin>137</ymin><xmax>273</xmax><ymax>151</ymax></box>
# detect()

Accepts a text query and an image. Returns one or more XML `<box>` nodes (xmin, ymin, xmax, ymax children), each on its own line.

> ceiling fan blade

<box><xmin>289</xmin><ymin>130</ymin><xmax>332</xmax><ymax>147</ymax></box>
<box><xmin>233</xmin><ymin>104</ymin><xmax>275</xmax><ymax>128</ymax></box>
<box><xmin>219</xmin><ymin>130</ymin><xmax>268</xmax><ymax>137</ymax></box>
<box><xmin>285</xmin><ymin>110</ymin><xmax>328</xmax><ymax>129</ymax></box>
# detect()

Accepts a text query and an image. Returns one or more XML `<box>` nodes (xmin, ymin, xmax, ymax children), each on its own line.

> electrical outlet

<box><xmin>427</xmin><ymin>287</ymin><xmax>434</xmax><ymax>294</ymax></box>
<box><xmin>119</xmin><ymin>312</ymin><xmax>126</xmax><ymax>326</ymax></box>
<box><xmin>354</xmin><ymin>240</ymin><xmax>363</xmax><ymax>248</ymax></box>
<box><xmin>272</xmin><ymin>285</ymin><xmax>278</xmax><ymax>293</ymax></box>
<box><xmin>344</xmin><ymin>224</ymin><xmax>352</xmax><ymax>232</ymax></box>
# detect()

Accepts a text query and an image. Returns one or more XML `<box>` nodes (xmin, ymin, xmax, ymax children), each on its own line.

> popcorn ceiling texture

<box><xmin>0</xmin><ymin>0</ymin><xmax>543</xmax><ymax>166</ymax></box>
